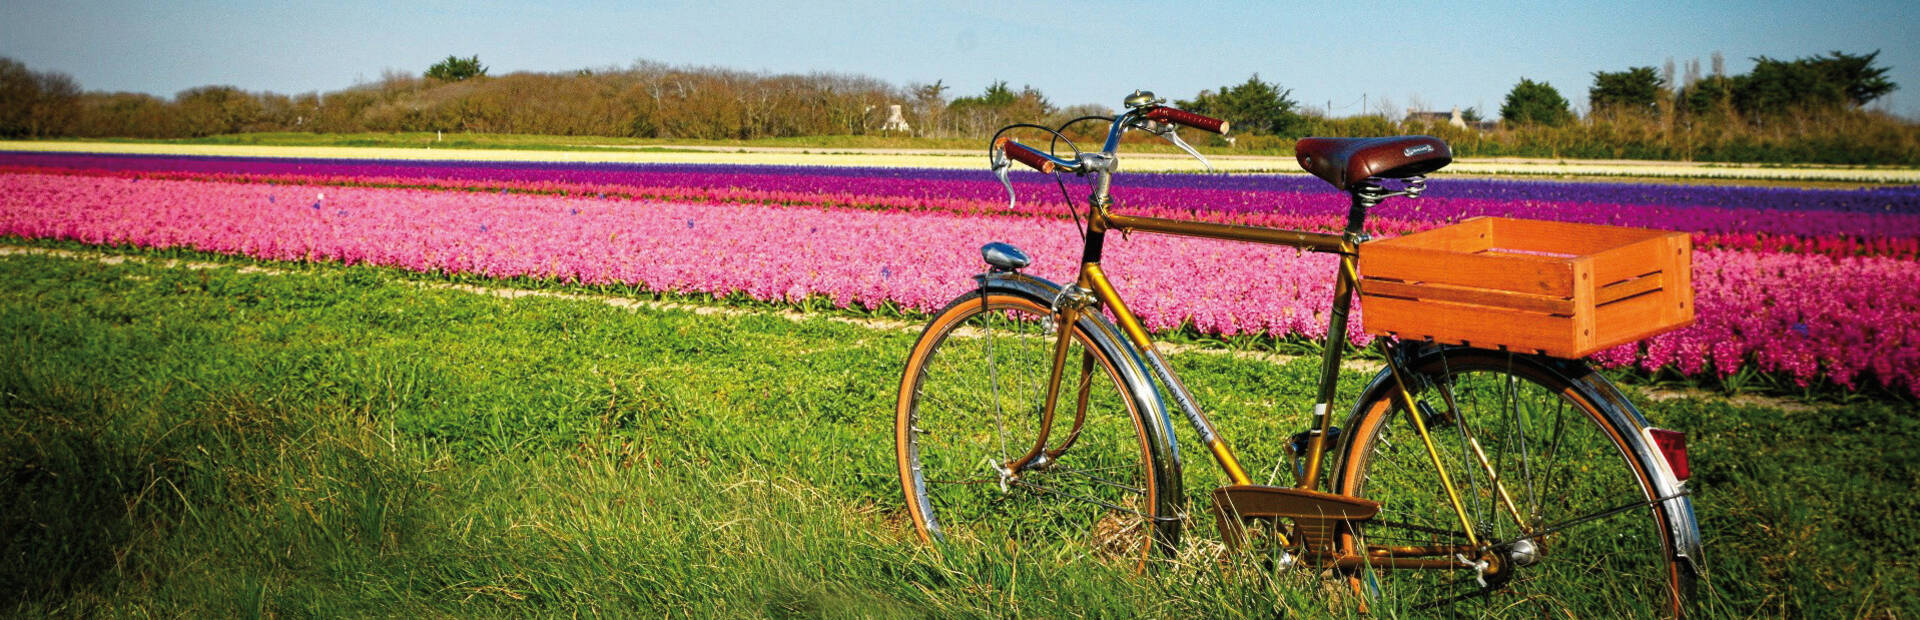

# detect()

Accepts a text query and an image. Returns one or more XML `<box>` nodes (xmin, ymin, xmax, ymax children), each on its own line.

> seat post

<box><xmin>1299</xmin><ymin>188</ymin><xmax>1372</xmax><ymax>489</ymax></box>
<box><xmin>1344</xmin><ymin>190</ymin><xmax>1373</xmax><ymax>237</ymax></box>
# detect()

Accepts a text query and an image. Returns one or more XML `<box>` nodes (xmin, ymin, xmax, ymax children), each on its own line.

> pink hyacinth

<box><xmin>3</xmin><ymin>171</ymin><xmax>1916</xmax><ymax>396</ymax></box>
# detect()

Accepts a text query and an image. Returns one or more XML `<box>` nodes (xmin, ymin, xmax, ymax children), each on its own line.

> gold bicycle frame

<box><xmin>1078</xmin><ymin>209</ymin><xmax>1349</xmax><ymax>490</ymax></box>
<box><xmin>987</xmin><ymin>104</ymin><xmax>1534</xmax><ymax>569</ymax></box>
<box><xmin>1014</xmin><ymin>198</ymin><xmax>1504</xmax><ymax>560</ymax></box>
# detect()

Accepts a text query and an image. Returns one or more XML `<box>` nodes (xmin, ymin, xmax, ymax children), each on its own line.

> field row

<box><xmin>8</xmin><ymin>152</ymin><xmax>1916</xmax><ymax>259</ymax></box>
<box><xmin>3</xmin><ymin>166</ymin><xmax>1916</xmax><ymax>396</ymax></box>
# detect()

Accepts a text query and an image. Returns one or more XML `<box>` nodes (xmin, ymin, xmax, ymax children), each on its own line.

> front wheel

<box><xmin>895</xmin><ymin>282</ymin><xmax>1181</xmax><ymax>566</ymax></box>
<box><xmin>1335</xmin><ymin>347</ymin><xmax>1699</xmax><ymax>617</ymax></box>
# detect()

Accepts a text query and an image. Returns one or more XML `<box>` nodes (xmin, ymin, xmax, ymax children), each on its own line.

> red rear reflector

<box><xmin>1646</xmin><ymin>428</ymin><xmax>1690</xmax><ymax>481</ymax></box>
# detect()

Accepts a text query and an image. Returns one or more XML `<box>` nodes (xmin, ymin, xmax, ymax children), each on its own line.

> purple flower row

<box><xmin>5</xmin><ymin>152</ymin><xmax>1918</xmax><ymax>258</ymax></box>
<box><xmin>8</xmin><ymin>151</ymin><xmax>1916</xmax><ymax>214</ymax></box>
<box><xmin>3</xmin><ymin>171</ymin><xmax>1915</xmax><ymax>395</ymax></box>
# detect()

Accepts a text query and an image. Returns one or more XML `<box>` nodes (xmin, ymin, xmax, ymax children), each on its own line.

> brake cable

<box><xmin>1056</xmin><ymin>175</ymin><xmax>1086</xmax><ymax>242</ymax></box>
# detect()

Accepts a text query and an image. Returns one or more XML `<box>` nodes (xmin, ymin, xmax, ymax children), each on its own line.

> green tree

<box><xmin>1177</xmin><ymin>74</ymin><xmax>1305</xmax><ymax>136</ymax></box>
<box><xmin>74</xmin><ymin>91</ymin><xmax>184</xmax><ymax>137</ymax></box>
<box><xmin>1736</xmin><ymin>50</ymin><xmax>1895</xmax><ymax>115</ymax></box>
<box><xmin>1739</xmin><ymin>55</ymin><xmax>1840</xmax><ymax>114</ymax></box>
<box><xmin>908</xmin><ymin>80</ymin><xmax>948</xmax><ymax>136</ymax></box>
<box><xmin>1500</xmin><ymin>78</ymin><xmax>1574</xmax><ymax>126</ymax></box>
<box><xmin>0</xmin><ymin>57</ymin><xmax>80</xmax><ymax>138</ymax></box>
<box><xmin>1678</xmin><ymin>74</ymin><xmax>1740</xmax><ymax>118</ymax></box>
<box><xmin>944</xmin><ymin>81</ymin><xmax>1052</xmax><ymax>136</ymax></box>
<box><xmin>1816</xmin><ymin>50</ymin><xmax>1896</xmax><ymax>107</ymax></box>
<box><xmin>1589</xmin><ymin>66</ymin><xmax>1664</xmax><ymax>115</ymax></box>
<box><xmin>175</xmin><ymin>85</ymin><xmax>263</xmax><ymax>136</ymax></box>
<box><xmin>947</xmin><ymin>81</ymin><xmax>1048</xmax><ymax>113</ymax></box>
<box><xmin>426</xmin><ymin>55</ymin><xmax>488</xmax><ymax>82</ymax></box>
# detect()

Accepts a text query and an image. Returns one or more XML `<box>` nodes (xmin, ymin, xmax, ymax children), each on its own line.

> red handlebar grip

<box><xmin>1145</xmin><ymin>107</ymin><xmax>1229</xmax><ymax>134</ymax></box>
<box><xmin>997</xmin><ymin>138</ymin><xmax>1056</xmax><ymax>173</ymax></box>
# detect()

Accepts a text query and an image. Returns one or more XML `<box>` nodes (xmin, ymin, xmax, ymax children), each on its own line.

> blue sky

<box><xmin>5</xmin><ymin>0</ymin><xmax>1917</xmax><ymax>118</ymax></box>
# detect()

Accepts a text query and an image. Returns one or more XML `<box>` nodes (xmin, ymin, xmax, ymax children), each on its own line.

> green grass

<box><xmin>1</xmin><ymin>253</ymin><xmax>1914</xmax><ymax>617</ymax></box>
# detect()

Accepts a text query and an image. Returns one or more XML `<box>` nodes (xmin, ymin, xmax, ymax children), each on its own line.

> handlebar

<box><xmin>1144</xmin><ymin>107</ymin><xmax>1229</xmax><ymax>134</ymax></box>
<box><xmin>987</xmin><ymin>90</ymin><xmax>1226</xmax><ymax>208</ymax></box>
<box><xmin>995</xmin><ymin>137</ymin><xmax>1056</xmax><ymax>173</ymax></box>
<box><xmin>990</xmin><ymin>95</ymin><xmax>1225</xmax><ymax>178</ymax></box>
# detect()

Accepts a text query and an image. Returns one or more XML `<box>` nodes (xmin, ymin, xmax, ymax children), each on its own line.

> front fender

<box><xmin>968</xmin><ymin>270</ymin><xmax>1183</xmax><ymax>472</ymax></box>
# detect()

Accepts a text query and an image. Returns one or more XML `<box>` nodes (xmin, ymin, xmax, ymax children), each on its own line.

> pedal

<box><xmin>1212</xmin><ymin>485</ymin><xmax>1379</xmax><ymax>552</ymax></box>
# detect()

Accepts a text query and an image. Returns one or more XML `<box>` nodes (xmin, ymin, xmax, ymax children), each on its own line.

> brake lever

<box><xmin>1141</xmin><ymin>120</ymin><xmax>1215</xmax><ymax>173</ymax></box>
<box><xmin>990</xmin><ymin>147</ymin><xmax>1016</xmax><ymax>209</ymax></box>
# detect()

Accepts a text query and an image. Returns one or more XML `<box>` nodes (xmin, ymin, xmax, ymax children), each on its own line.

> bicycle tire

<box><xmin>1334</xmin><ymin>346</ymin><xmax>1700</xmax><ymax>617</ymax></box>
<box><xmin>896</xmin><ymin>275</ymin><xmax>1182</xmax><ymax>565</ymax></box>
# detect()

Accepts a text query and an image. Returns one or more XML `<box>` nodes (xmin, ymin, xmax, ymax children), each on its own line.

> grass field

<box><xmin>1</xmin><ymin>245</ymin><xmax>1914</xmax><ymax>617</ymax></box>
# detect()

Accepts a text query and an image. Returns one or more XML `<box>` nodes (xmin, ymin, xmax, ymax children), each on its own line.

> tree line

<box><xmin>1</xmin><ymin>52</ymin><xmax>1912</xmax><ymax>164</ymax></box>
<box><xmin>1502</xmin><ymin>50</ymin><xmax>1896</xmax><ymax>125</ymax></box>
<box><xmin>1470</xmin><ymin>50</ymin><xmax>1913</xmax><ymax>164</ymax></box>
<box><xmin>1175</xmin><ymin>51</ymin><xmax>1913</xmax><ymax>165</ymax></box>
<box><xmin>0</xmin><ymin>56</ymin><xmax>1102</xmax><ymax>141</ymax></box>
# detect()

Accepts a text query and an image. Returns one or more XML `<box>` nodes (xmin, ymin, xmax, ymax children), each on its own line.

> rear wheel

<box><xmin>895</xmin><ymin>287</ymin><xmax>1179</xmax><ymax>565</ymax></box>
<box><xmin>1336</xmin><ymin>347</ymin><xmax>1695</xmax><ymax>617</ymax></box>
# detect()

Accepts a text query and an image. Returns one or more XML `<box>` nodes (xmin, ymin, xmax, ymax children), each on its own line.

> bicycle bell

<box><xmin>1123</xmin><ymin>90</ymin><xmax>1164</xmax><ymax>109</ymax></box>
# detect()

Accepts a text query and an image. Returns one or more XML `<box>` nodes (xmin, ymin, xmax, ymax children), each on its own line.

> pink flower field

<box><xmin>2</xmin><ymin>154</ymin><xmax>1917</xmax><ymax>396</ymax></box>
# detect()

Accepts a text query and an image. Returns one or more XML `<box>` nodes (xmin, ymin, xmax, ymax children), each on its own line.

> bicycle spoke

<box><xmin>1007</xmin><ymin>478</ymin><xmax>1162</xmax><ymax>522</ymax></box>
<box><xmin>1488</xmin><ymin>490</ymin><xmax>1690</xmax><ymax>549</ymax></box>
<box><xmin>899</xmin><ymin>292</ymin><xmax>1167</xmax><ymax>564</ymax></box>
<box><xmin>1035</xmin><ymin>464</ymin><xmax>1147</xmax><ymax>495</ymax></box>
<box><xmin>1340</xmin><ymin>350</ymin><xmax>1688</xmax><ymax>616</ymax></box>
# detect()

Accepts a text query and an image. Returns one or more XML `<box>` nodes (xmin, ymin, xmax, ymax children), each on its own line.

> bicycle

<box><xmin>892</xmin><ymin>90</ymin><xmax>1704</xmax><ymax>615</ymax></box>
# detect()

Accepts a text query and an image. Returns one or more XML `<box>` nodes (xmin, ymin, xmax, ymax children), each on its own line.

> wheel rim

<box><xmin>1338</xmin><ymin>352</ymin><xmax>1685</xmax><ymax>616</ymax></box>
<box><xmin>896</xmin><ymin>293</ymin><xmax>1163</xmax><ymax>564</ymax></box>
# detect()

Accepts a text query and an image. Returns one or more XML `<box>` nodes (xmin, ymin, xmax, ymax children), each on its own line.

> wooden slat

<box><xmin>1373</xmin><ymin>217</ymin><xmax>1494</xmax><ymax>252</ymax></box>
<box><xmin>1362</xmin><ymin>245</ymin><xmax>1573</xmax><ymax>296</ymax></box>
<box><xmin>1571</xmin><ymin>259</ymin><xmax>1597</xmax><ymax>357</ymax></box>
<box><xmin>1361</xmin><ymin>279</ymin><xmax>1575</xmax><ymax>315</ymax></box>
<box><xmin>1667</xmin><ymin>237</ymin><xmax>1695</xmax><ymax>326</ymax></box>
<box><xmin>1596</xmin><ymin>272</ymin><xmax>1666</xmax><ymax>305</ymax></box>
<box><xmin>1588</xmin><ymin>289</ymin><xmax>1694</xmax><ymax>355</ymax></box>
<box><xmin>1588</xmin><ymin>234</ymin><xmax>1677</xmax><ymax>285</ymax></box>
<box><xmin>1483</xmin><ymin>218</ymin><xmax>1675</xmax><ymax>256</ymax></box>
<box><xmin>1362</xmin><ymin>296</ymin><xmax>1574</xmax><ymax>357</ymax></box>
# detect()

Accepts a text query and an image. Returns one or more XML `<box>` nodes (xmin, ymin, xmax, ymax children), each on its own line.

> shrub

<box><xmin>1501</xmin><ymin>78</ymin><xmax>1575</xmax><ymax>127</ymax></box>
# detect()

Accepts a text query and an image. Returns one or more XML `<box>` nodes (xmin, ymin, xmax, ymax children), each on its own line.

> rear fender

<box><xmin>1337</xmin><ymin>344</ymin><xmax>1704</xmax><ymax>579</ymax></box>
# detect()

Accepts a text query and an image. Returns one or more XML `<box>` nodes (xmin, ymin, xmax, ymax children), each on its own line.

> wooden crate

<box><xmin>1358</xmin><ymin>217</ymin><xmax>1694</xmax><ymax>358</ymax></box>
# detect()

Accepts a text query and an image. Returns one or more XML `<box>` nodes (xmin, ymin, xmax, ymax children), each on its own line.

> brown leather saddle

<box><xmin>1295</xmin><ymin>136</ymin><xmax>1453</xmax><ymax>191</ymax></box>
